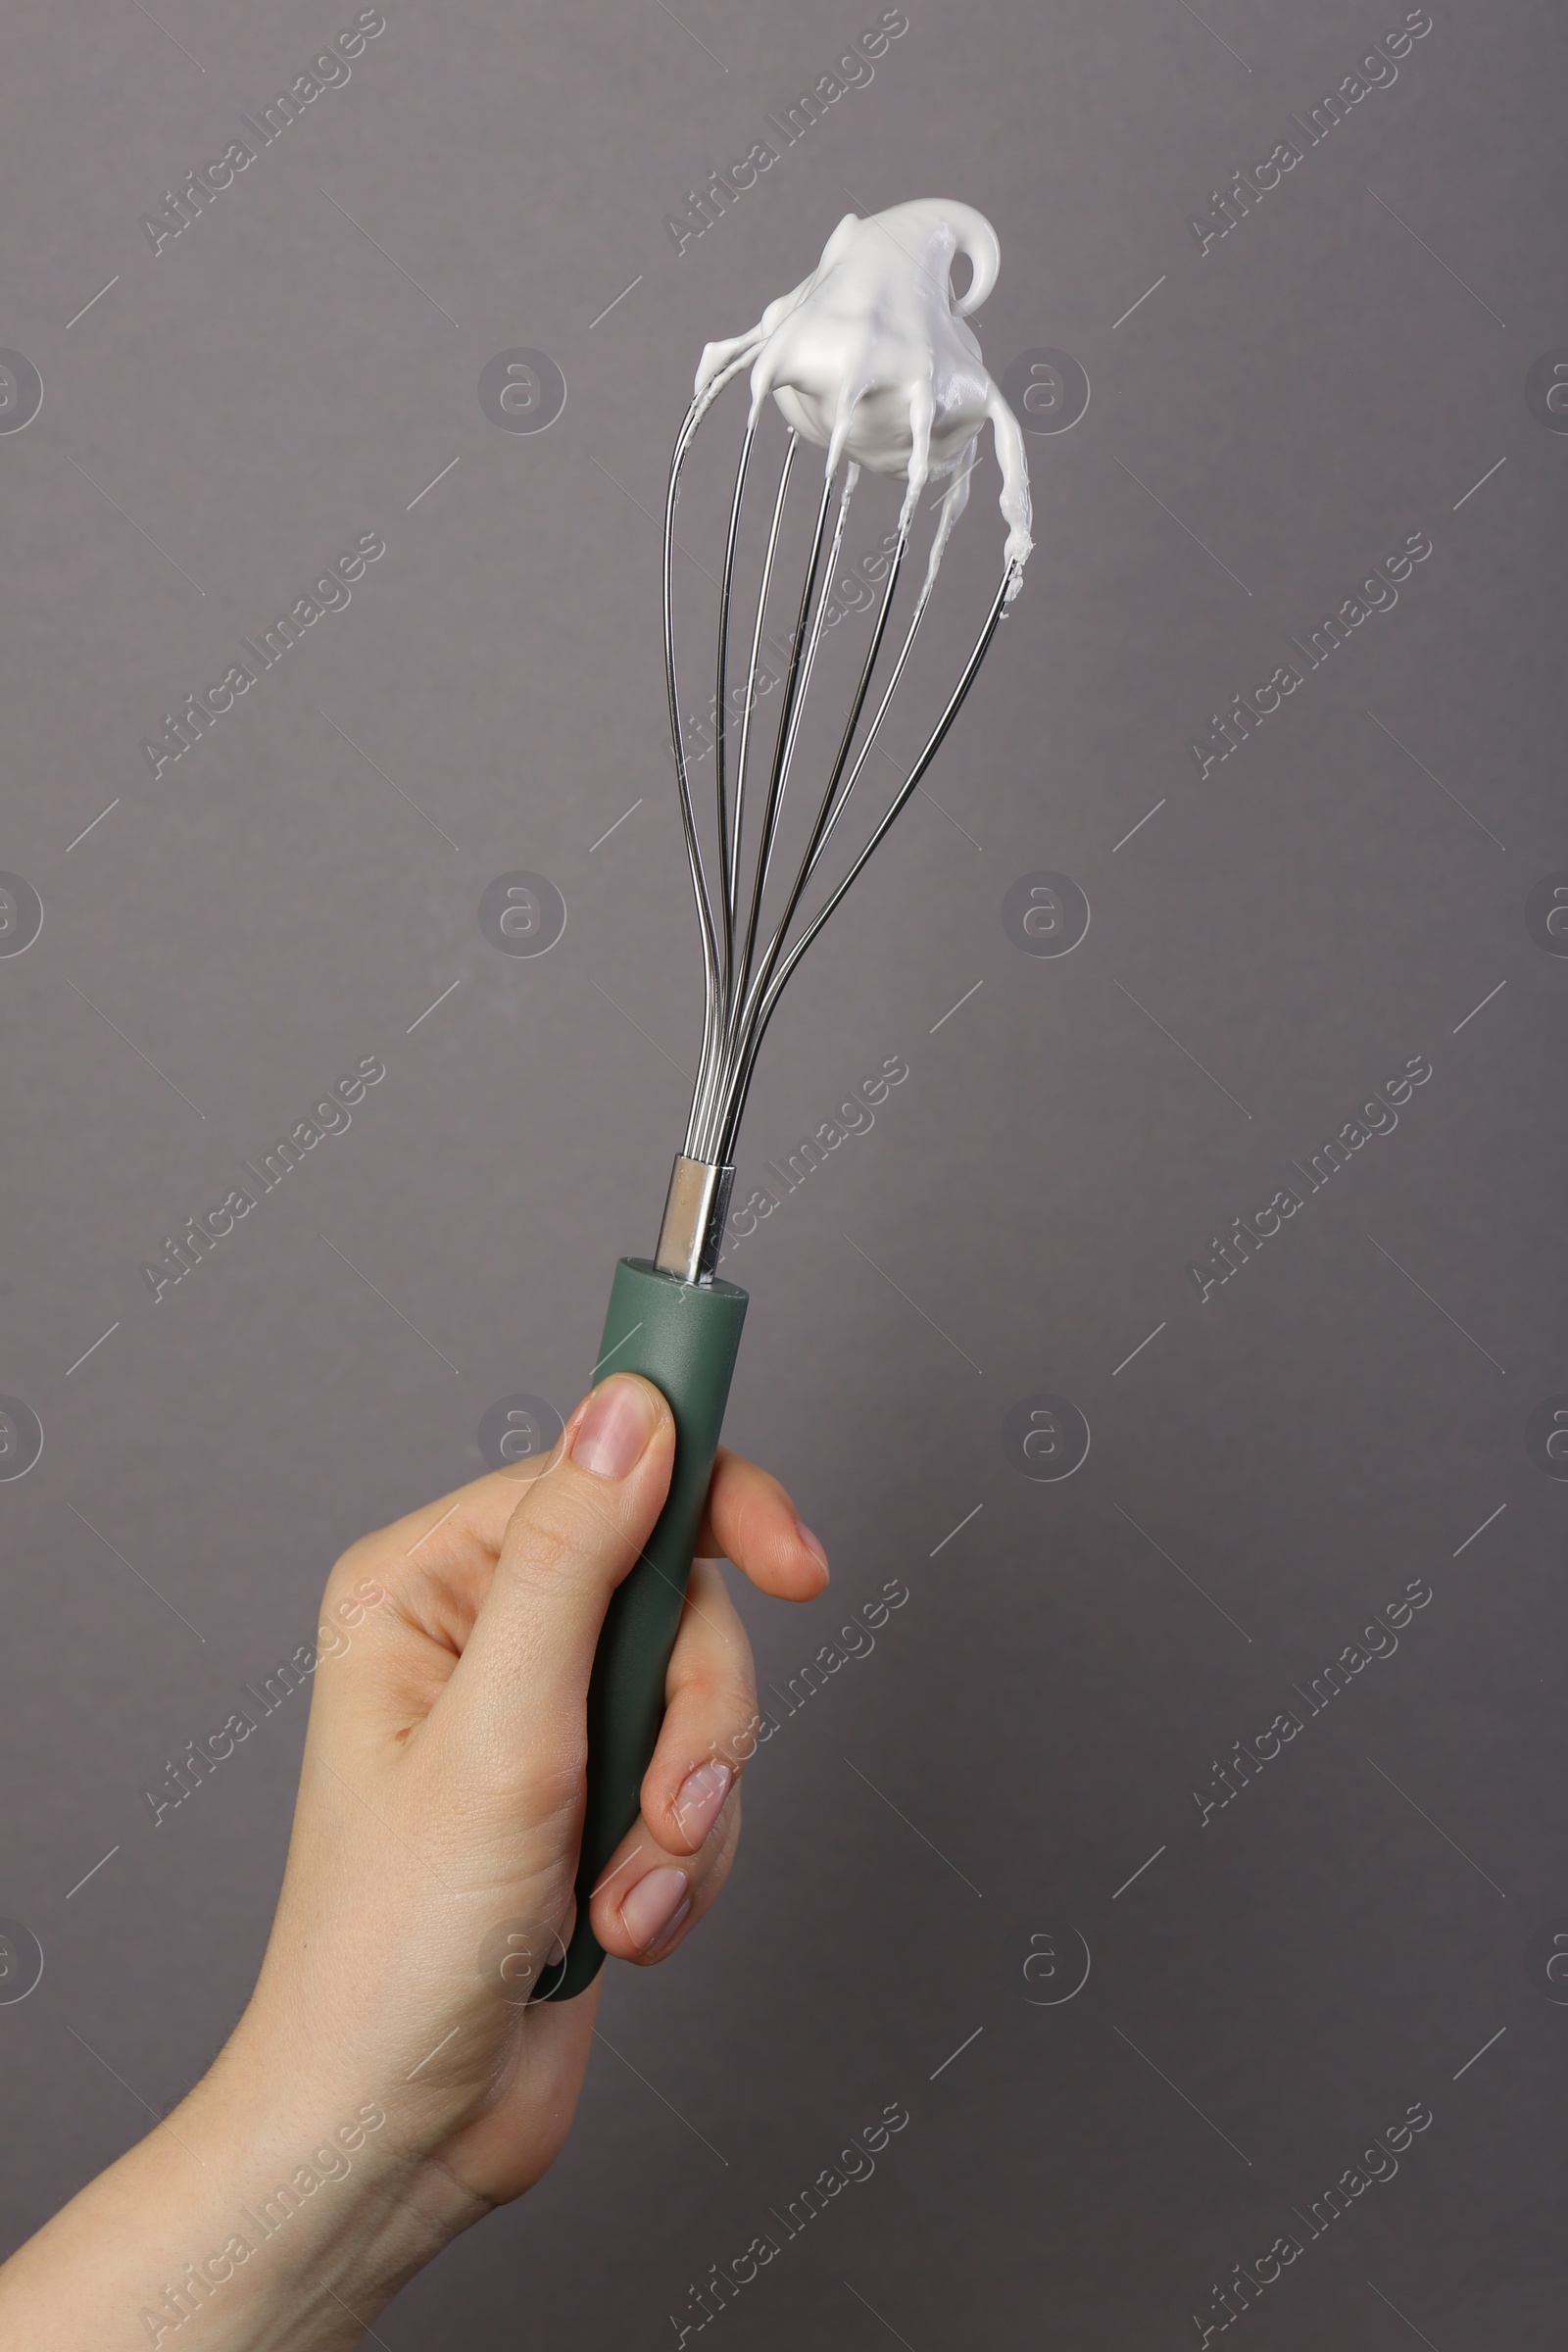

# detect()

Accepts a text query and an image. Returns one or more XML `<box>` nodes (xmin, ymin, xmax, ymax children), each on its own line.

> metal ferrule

<box><xmin>654</xmin><ymin>1156</ymin><xmax>735</xmax><ymax>1285</ymax></box>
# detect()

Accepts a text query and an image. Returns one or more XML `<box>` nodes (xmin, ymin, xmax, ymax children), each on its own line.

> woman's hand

<box><xmin>0</xmin><ymin>1374</ymin><xmax>827</xmax><ymax>2348</ymax></box>
<box><xmin>238</xmin><ymin>1370</ymin><xmax>827</xmax><ymax>2201</ymax></box>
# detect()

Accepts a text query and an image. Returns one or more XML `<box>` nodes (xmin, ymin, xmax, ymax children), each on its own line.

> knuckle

<box><xmin>674</xmin><ymin>1615</ymin><xmax>752</xmax><ymax>1694</ymax></box>
<box><xmin>504</xmin><ymin>1509</ymin><xmax>577</xmax><ymax>1584</ymax></box>
<box><xmin>509</xmin><ymin>1463</ymin><xmax>644</xmax><ymax>1578</ymax></box>
<box><xmin>327</xmin><ymin>1532</ymin><xmax>378</xmax><ymax>1592</ymax></box>
<box><xmin>699</xmin><ymin>1661</ymin><xmax>759</xmax><ymax>1733</ymax></box>
<box><xmin>320</xmin><ymin>1558</ymin><xmax>387</xmax><ymax>1637</ymax></box>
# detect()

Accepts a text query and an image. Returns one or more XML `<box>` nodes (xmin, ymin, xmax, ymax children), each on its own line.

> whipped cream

<box><xmin>696</xmin><ymin>199</ymin><xmax>1032</xmax><ymax>593</ymax></box>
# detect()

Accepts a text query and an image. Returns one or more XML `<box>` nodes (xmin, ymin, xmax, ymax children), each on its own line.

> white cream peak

<box><xmin>695</xmin><ymin>199</ymin><xmax>1032</xmax><ymax>596</ymax></box>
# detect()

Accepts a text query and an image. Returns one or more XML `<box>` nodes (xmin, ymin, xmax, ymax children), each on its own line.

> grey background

<box><xmin>1</xmin><ymin>0</ymin><xmax>1564</xmax><ymax>2342</ymax></box>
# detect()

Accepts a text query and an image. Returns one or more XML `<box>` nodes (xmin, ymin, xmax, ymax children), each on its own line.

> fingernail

<box><xmin>795</xmin><ymin>1516</ymin><xmax>829</xmax><ymax>1577</ymax></box>
<box><xmin>645</xmin><ymin>1896</ymin><xmax>692</xmax><ymax>1959</ymax></box>
<box><xmin>620</xmin><ymin>1865</ymin><xmax>688</xmax><ymax>1951</ymax></box>
<box><xmin>572</xmin><ymin>1377</ymin><xmax>656</xmax><ymax>1480</ymax></box>
<box><xmin>674</xmin><ymin>1759</ymin><xmax>731</xmax><ymax>1844</ymax></box>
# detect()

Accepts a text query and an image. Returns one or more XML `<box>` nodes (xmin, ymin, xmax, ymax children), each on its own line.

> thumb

<box><xmin>433</xmin><ymin>1373</ymin><xmax>676</xmax><ymax>1780</ymax></box>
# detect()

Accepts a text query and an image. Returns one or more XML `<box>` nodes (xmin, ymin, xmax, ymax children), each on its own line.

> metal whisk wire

<box><xmin>656</xmin><ymin>359</ymin><xmax>1021</xmax><ymax>1267</ymax></box>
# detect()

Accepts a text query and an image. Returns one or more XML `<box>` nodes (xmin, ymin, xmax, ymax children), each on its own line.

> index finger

<box><xmin>463</xmin><ymin>1439</ymin><xmax>826</xmax><ymax>1599</ymax></box>
<box><xmin>339</xmin><ymin>1435</ymin><xmax>826</xmax><ymax>1619</ymax></box>
<box><xmin>695</xmin><ymin>1446</ymin><xmax>828</xmax><ymax>1600</ymax></box>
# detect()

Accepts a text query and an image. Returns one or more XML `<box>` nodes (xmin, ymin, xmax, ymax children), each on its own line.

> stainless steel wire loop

<box><xmin>660</xmin><ymin>369</ymin><xmax>1023</xmax><ymax>1200</ymax></box>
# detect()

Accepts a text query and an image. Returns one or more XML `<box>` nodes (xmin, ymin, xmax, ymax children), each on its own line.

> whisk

<box><xmin>537</xmin><ymin>199</ymin><xmax>1032</xmax><ymax>2000</ymax></box>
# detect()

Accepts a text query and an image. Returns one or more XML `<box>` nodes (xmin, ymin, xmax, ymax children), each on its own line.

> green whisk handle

<box><xmin>534</xmin><ymin>1256</ymin><xmax>748</xmax><ymax>2002</ymax></box>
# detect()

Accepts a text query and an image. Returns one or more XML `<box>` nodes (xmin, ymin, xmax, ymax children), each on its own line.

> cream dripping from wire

<box><xmin>694</xmin><ymin>198</ymin><xmax>1032</xmax><ymax>599</ymax></box>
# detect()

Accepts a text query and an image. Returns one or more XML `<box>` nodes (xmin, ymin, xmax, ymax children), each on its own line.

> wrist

<box><xmin>145</xmin><ymin>2082</ymin><xmax>481</xmax><ymax>2350</ymax></box>
<box><xmin>168</xmin><ymin>2033</ymin><xmax>489</xmax><ymax>2336</ymax></box>
<box><xmin>0</xmin><ymin>2038</ymin><xmax>485</xmax><ymax>2351</ymax></box>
